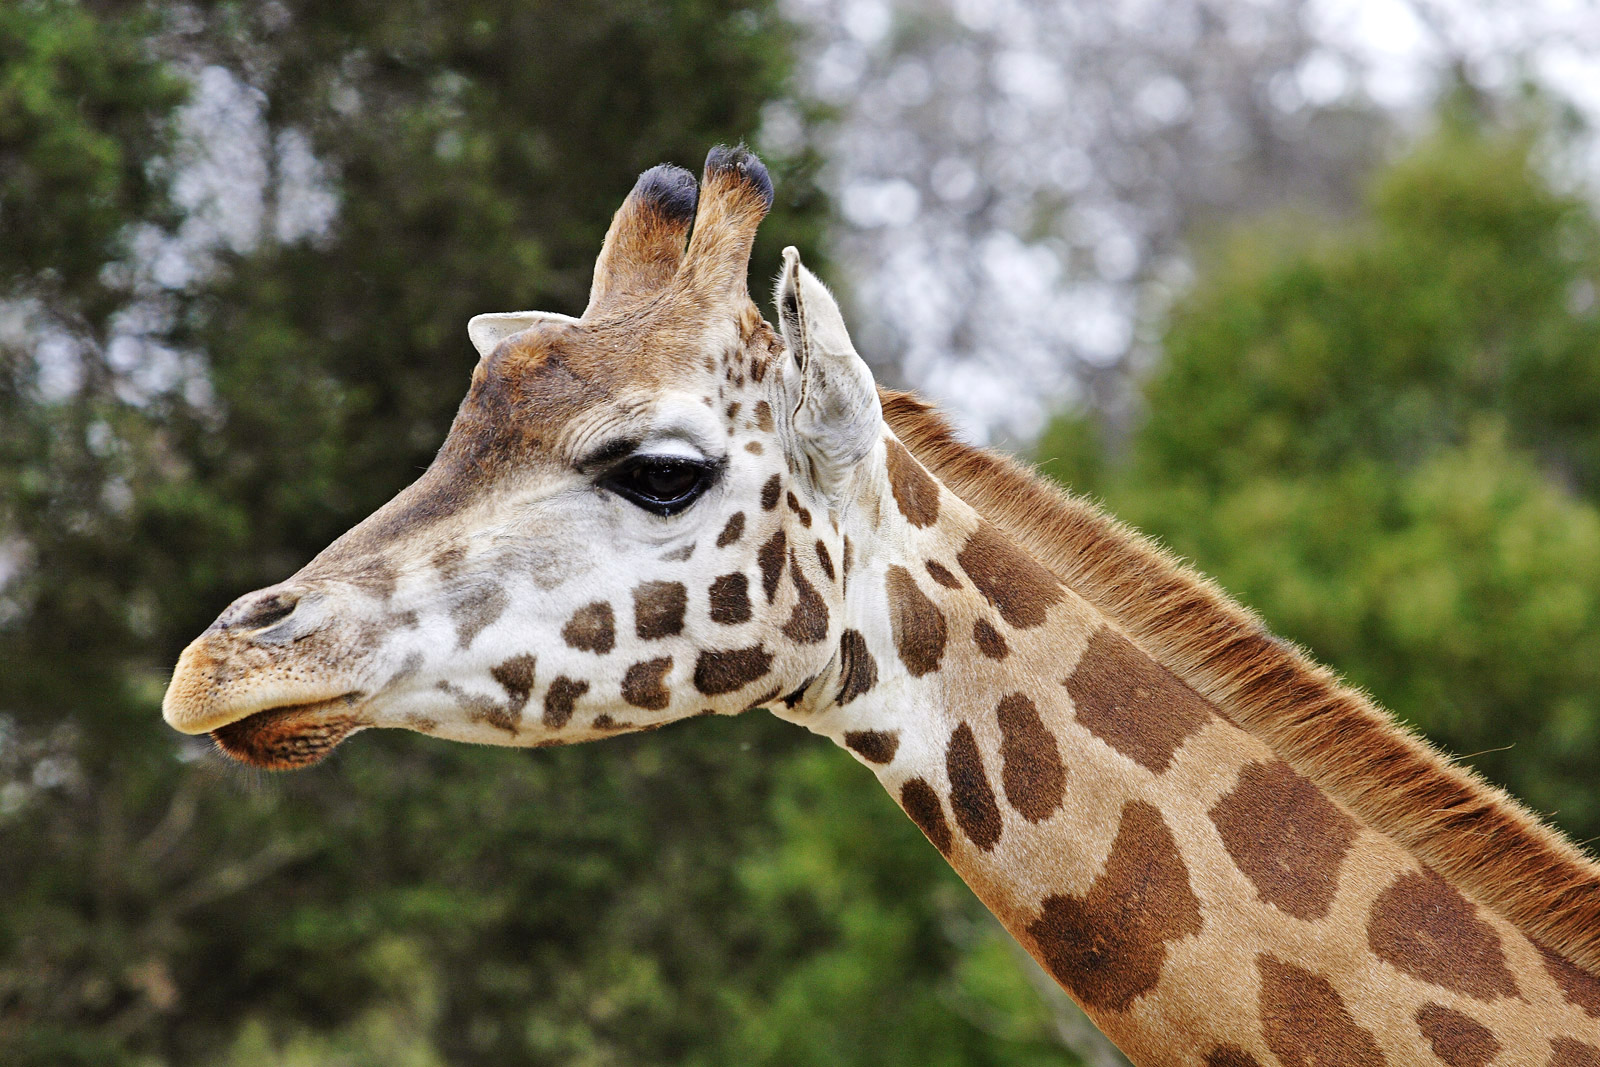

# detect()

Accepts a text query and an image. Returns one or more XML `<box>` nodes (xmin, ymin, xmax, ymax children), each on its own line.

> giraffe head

<box><xmin>162</xmin><ymin>147</ymin><xmax>886</xmax><ymax>767</ymax></box>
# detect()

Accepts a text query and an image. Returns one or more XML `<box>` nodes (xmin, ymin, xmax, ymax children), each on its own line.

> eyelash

<box><xmin>599</xmin><ymin>455</ymin><xmax>720</xmax><ymax>516</ymax></box>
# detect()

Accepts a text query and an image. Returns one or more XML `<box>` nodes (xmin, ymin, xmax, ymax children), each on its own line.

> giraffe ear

<box><xmin>466</xmin><ymin>311</ymin><xmax>580</xmax><ymax>358</ymax></box>
<box><xmin>776</xmin><ymin>247</ymin><xmax>882</xmax><ymax>501</ymax></box>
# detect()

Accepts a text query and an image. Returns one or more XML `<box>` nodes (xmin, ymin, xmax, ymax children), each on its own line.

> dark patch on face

<box><xmin>633</xmin><ymin>580</ymin><xmax>688</xmax><ymax>640</ymax></box>
<box><xmin>1551</xmin><ymin>1039</ymin><xmax>1600</xmax><ymax>1067</ymax></box>
<box><xmin>431</xmin><ymin>543</ymin><xmax>467</xmax><ymax>578</ymax></box>
<box><xmin>924</xmin><ymin>560</ymin><xmax>960</xmax><ymax>589</ymax></box>
<box><xmin>842</xmin><ymin>537</ymin><xmax>853</xmax><ymax>577</ymax></box>
<box><xmin>973</xmin><ymin>618</ymin><xmax>1009</xmax><ymax>659</ymax></box>
<box><xmin>341</xmin><ymin>556</ymin><xmax>399</xmax><ymax>599</ymax></box>
<box><xmin>717</xmin><ymin>511</ymin><xmax>745</xmax><ymax>548</ymax></box>
<box><xmin>901</xmin><ymin>777</ymin><xmax>952</xmax><ymax>854</ymax></box>
<box><xmin>884</xmin><ymin>436</ymin><xmax>941</xmax><ymax>527</ymax></box>
<box><xmin>1065</xmin><ymin>626</ymin><xmax>1216</xmax><ymax>773</ymax></box>
<box><xmin>814</xmin><ymin>540</ymin><xmax>835</xmax><ymax>581</ymax></box>
<box><xmin>1204</xmin><ymin>1047</ymin><xmax>1263</xmax><ymax>1067</ymax></box>
<box><xmin>956</xmin><ymin>521</ymin><xmax>1062</xmax><ymax>629</ymax></box>
<box><xmin>709</xmin><ymin>572</ymin><xmax>752</xmax><ymax>625</ymax></box>
<box><xmin>885</xmin><ymin>564</ymin><xmax>947</xmax><ymax>677</ymax></box>
<box><xmin>758</xmin><ymin>529</ymin><xmax>787</xmax><ymax>602</ymax></box>
<box><xmin>387</xmin><ymin>650</ymin><xmax>424</xmax><ymax>687</ymax></box>
<box><xmin>744</xmin><ymin>440</ymin><xmax>763</xmax><ymax>454</ymax></box>
<box><xmin>1024</xmin><ymin>800</ymin><xmax>1203</xmax><ymax>1011</ymax></box>
<box><xmin>844</xmin><ymin>730</ymin><xmax>899</xmax><ymax>764</ymax></box>
<box><xmin>946</xmin><ymin>722</ymin><xmax>1002</xmax><ymax>851</ymax></box>
<box><xmin>1366</xmin><ymin>869</ymin><xmax>1518</xmax><ymax>1000</ymax></box>
<box><xmin>451</xmin><ymin>583</ymin><xmax>509</xmax><ymax>650</ymax></box>
<box><xmin>693</xmin><ymin>645</ymin><xmax>773</xmax><ymax>695</ymax></box>
<box><xmin>725</xmin><ymin>401</ymin><xmax>741</xmax><ymax>421</ymax></box>
<box><xmin>543</xmin><ymin>676</ymin><xmax>589</xmax><ymax>728</ymax></box>
<box><xmin>562</xmin><ymin>601</ymin><xmax>616</xmax><ymax>654</ymax></box>
<box><xmin>761</xmin><ymin>474</ymin><xmax>782</xmax><ymax>510</ymax></box>
<box><xmin>785</xmin><ymin>491</ymin><xmax>813</xmax><ymax>527</ymax></box>
<box><xmin>996</xmin><ymin>693</ymin><xmax>1065</xmax><ymax>823</ymax></box>
<box><xmin>836</xmin><ymin>629</ymin><xmax>877</xmax><ymax>705</ymax></box>
<box><xmin>437</xmin><ymin>680</ymin><xmax>519</xmax><ymax>734</ymax></box>
<box><xmin>1541</xmin><ymin>945</ymin><xmax>1600</xmax><ymax>1017</ymax></box>
<box><xmin>660</xmin><ymin>542</ymin><xmax>694</xmax><ymax>562</ymax></box>
<box><xmin>1258</xmin><ymin>955</ymin><xmax>1386</xmax><ymax>1066</ymax></box>
<box><xmin>1209</xmin><ymin>758</ymin><xmax>1357</xmax><ymax>921</ymax></box>
<box><xmin>621</xmin><ymin>656</ymin><xmax>672</xmax><ymax>710</ymax></box>
<box><xmin>489</xmin><ymin>654</ymin><xmax>537</xmax><ymax>717</ymax></box>
<box><xmin>781</xmin><ymin>548</ymin><xmax>829</xmax><ymax>644</ymax></box>
<box><xmin>1414</xmin><ymin>1004</ymin><xmax>1499</xmax><ymax>1067</ymax></box>
<box><xmin>754</xmin><ymin>400</ymin><xmax>774</xmax><ymax>432</ymax></box>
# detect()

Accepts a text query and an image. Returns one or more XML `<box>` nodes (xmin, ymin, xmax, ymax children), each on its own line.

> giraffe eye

<box><xmin>601</xmin><ymin>456</ymin><xmax>719</xmax><ymax>516</ymax></box>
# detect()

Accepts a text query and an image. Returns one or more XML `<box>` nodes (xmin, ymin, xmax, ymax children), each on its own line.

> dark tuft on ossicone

<box><xmin>704</xmin><ymin>144</ymin><xmax>774</xmax><ymax>209</ymax></box>
<box><xmin>633</xmin><ymin>163</ymin><xmax>699</xmax><ymax>222</ymax></box>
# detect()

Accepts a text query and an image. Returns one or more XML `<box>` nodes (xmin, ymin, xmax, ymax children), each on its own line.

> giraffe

<box><xmin>163</xmin><ymin>146</ymin><xmax>1600</xmax><ymax>1065</ymax></box>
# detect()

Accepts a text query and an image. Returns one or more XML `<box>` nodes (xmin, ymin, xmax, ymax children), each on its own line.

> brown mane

<box><xmin>881</xmin><ymin>387</ymin><xmax>1600</xmax><ymax>973</ymax></box>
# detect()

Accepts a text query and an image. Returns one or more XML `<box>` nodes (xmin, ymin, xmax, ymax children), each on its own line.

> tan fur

<box><xmin>880</xmin><ymin>388</ymin><xmax>1600</xmax><ymax>974</ymax></box>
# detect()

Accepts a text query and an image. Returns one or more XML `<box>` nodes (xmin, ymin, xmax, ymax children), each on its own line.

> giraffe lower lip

<box><xmin>210</xmin><ymin>694</ymin><xmax>367</xmax><ymax>770</ymax></box>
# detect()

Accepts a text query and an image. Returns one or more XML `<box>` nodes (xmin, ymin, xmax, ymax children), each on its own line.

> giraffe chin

<box><xmin>210</xmin><ymin>695</ymin><xmax>367</xmax><ymax>770</ymax></box>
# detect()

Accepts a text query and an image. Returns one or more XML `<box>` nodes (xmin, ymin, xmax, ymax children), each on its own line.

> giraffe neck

<box><xmin>776</xmin><ymin>433</ymin><xmax>1600</xmax><ymax>1067</ymax></box>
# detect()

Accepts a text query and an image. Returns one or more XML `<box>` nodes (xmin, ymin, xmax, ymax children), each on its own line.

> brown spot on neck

<box><xmin>761</xmin><ymin>474</ymin><xmax>782</xmax><ymax>510</ymax></box>
<box><xmin>844</xmin><ymin>730</ymin><xmax>899</xmax><ymax>764</ymax></box>
<box><xmin>1024</xmin><ymin>800</ymin><xmax>1202</xmax><ymax>1011</ymax></box>
<box><xmin>1257</xmin><ymin>955</ymin><xmax>1386</xmax><ymax>1066</ymax></box>
<box><xmin>1540</xmin><ymin>945</ymin><xmax>1600</xmax><ymax>1018</ymax></box>
<box><xmin>1204</xmin><ymin>1048</ymin><xmax>1263</xmax><ymax>1067</ymax></box>
<box><xmin>835</xmin><ymin>629</ymin><xmax>877</xmax><ymax>705</ymax></box>
<box><xmin>1065</xmin><ymin>627</ymin><xmax>1215</xmax><ymax>773</ymax></box>
<box><xmin>885</xmin><ymin>565</ymin><xmax>947</xmax><ymax>677</ymax></box>
<box><xmin>955</xmin><ymin>521</ymin><xmax>1062</xmax><ymax>629</ymax></box>
<box><xmin>1209</xmin><ymin>759</ymin><xmax>1357</xmax><ymax>921</ymax></box>
<box><xmin>995</xmin><ymin>693</ymin><xmax>1065</xmax><ymax>823</ymax></box>
<box><xmin>1414</xmin><ymin>1004</ymin><xmax>1499</xmax><ymax>1067</ymax></box>
<box><xmin>1551</xmin><ymin>1038</ymin><xmax>1600</xmax><ymax>1067</ymax></box>
<box><xmin>973</xmin><ymin>618</ymin><xmax>1009</xmax><ymax>659</ymax></box>
<box><xmin>946</xmin><ymin>722</ymin><xmax>1002</xmax><ymax>851</ymax></box>
<box><xmin>1366</xmin><ymin>870</ymin><xmax>1519</xmax><ymax>1000</ymax></box>
<box><xmin>924</xmin><ymin>559</ymin><xmax>961</xmax><ymax>589</ymax></box>
<box><xmin>900</xmin><ymin>777</ymin><xmax>952</xmax><ymax>854</ymax></box>
<box><xmin>884</xmin><ymin>436</ymin><xmax>940</xmax><ymax>527</ymax></box>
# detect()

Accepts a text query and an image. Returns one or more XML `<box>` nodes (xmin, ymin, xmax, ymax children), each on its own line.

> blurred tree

<box><xmin>1037</xmin><ymin>97</ymin><xmax>1600</xmax><ymax>846</ymax></box>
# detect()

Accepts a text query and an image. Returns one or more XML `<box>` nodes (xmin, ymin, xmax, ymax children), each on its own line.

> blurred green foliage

<box><xmin>0</xmin><ymin>3</ymin><xmax>1080</xmax><ymax>1064</ymax></box>
<box><xmin>1038</xmin><ymin>100</ymin><xmax>1600</xmax><ymax>843</ymax></box>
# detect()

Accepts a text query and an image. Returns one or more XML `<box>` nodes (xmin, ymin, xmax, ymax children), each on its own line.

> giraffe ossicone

<box><xmin>163</xmin><ymin>147</ymin><xmax>1600</xmax><ymax>1064</ymax></box>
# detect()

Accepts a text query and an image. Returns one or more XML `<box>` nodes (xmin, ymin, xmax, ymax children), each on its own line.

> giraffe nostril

<box><xmin>224</xmin><ymin>590</ymin><xmax>300</xmax><ymax>632</ymax></box>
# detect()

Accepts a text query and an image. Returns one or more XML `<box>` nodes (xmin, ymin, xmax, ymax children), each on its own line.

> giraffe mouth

<box><xmin>210</xmin><ymin>693</ymin><xmax>368</xmax><ymax>770</ymax></box>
